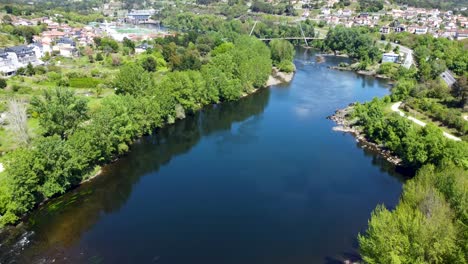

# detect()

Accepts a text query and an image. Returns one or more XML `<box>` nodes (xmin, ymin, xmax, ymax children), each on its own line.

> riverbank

<box><xmin>329</xmin><ymin>64</ymin><xmax>392</xmax><ymax>80</ymax></box>
<box><xmin>0</xmin><ymin>49</ymin><xmax>405</xmax><ymax>264</ymax></box>
<box><xmin>328</xmin><ymin>104</ymin><xmax>402</xmax><ymax>166</ymax></box>
<box><xmin>1</xmin><ymin>65</ymin><xmax>296</xmax><ymax>229</ymax></box>
<box><xmin>266</xmin><ymin>67</ymin><xmax>295</xmax><ymax>86</ymax></box>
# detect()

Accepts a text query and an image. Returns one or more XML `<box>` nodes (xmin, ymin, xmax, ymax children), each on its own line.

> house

<box><xmin>414</xmin><ymin>27</ymin><xmax>428</xmax><ymax>34</ymax></box>
<box><xmin>5</xmin><ymin>45</ymin><xmax>37</xmax><ymax>65</ymax></box>
<box><xmin>127</xmin><ymin>9</ymin><xmax>154</xmax><ymax>23</ymax></box>
<box><xmin>0</xmin><ymin>49</ymin><xmax>19</xmax><ymax>76</ymax></box>
<box><xmin>135</xmin><ymin>43</ymin><xmax>153</xmax><ymax>54</ymax></box>
<box><xmin>441</xmin><ymin>70</ymin><xmax>456</xmax><ymax>87</ymax></box>
<box><xmin>394</xmin><ymin>25</ymin><xmax>405</xmax><ymax>32</ymax></box>
<box><xmin>0</xmin><ymin>45</ymin><xmax>44</xmax><ymax>76</ymax></box>
<box><xmin>380</xmin><ymin>26</ymin><xmax>390</xmax><ymax>34</ymax></box>
<box><xmin>54</xmin><ymin>37</ymin><xmax>77</xmax><ymax>57</ymax></box>
<box><xmin>456</xmin><ymin>30</ymin><xmax>468</xmax><ymax>40</ymax></box>
<box><xmin>321</xmin><ymin>8</ymin><xmax>331</xmax><ymax>15</ymax></box>
<box><xmin>408</xmin><ymin>26</ymin><xmax>428</xmax><ymax>34</ymax></box>
<box><xmin>342</xmin><ymin>9</ymin><xmax>352</xmax><ymax>17</ymax></box>
<box><xmin>382</xmin><ymin>53</ymin><xmax>400</xmax><ymax>63</ymax></box>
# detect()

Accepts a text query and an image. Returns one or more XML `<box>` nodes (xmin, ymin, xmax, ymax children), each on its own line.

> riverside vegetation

<box><xmin>0</xmin><ymin>19</ymin><xmax>298</xmax><ymax>226</ymax></box>
<box><xmin>323</xmin><ymin>28</ymin><xmax>468</xmax><ymax>263</ymax></box>
<box><xmin>1</xmin><ymin>4</ymin><xmax>468</xmax><ymax>263</ymax></box>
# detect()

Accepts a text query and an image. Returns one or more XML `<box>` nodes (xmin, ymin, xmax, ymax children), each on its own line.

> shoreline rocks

<box><xmin>266</xmin><ymin>67</ymin><xmax>295</xmax><ymax>86</ymax></box>
<box><xmin>328</xmin><ymin>104</ymin><xmax>403</xmax><ymax>166</ymax></box>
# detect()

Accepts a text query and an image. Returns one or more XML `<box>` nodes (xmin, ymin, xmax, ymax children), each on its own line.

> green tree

<box><xmin>0</xmin><ymin>78</ymin><xmax>7</xmax><ymax>89</ymax></box>
<box><xmin>0</xmin><ymin>149</ymin><xmax>40</xmax><ymax>226</ymax></box>
<box><xmin>26</xmin><ymin>62</ymin><xmax>35</xmax><ymax>76</ymax></box>
<box><xmin>269</xmin><ymin>39</ymin><xmax>295</xmax><ymax>65</ymax></box>
<box><xmin>31</xmin><ymin>87</ymin><xmax>89</xmax><ymax>139</ymax></box>
<box><xmin>452</xmin><ymin>75</ymin><xmax>468</xmax><ymax>109</ymax></box>
<box><xmin>359</xmin><ymin>165</ymin><xmax>467</xmax><ymax>264</ymax></box>
<box><xmin>122</xmin><ymin>37</ymin><xmax>135</xmax><ymax>53</ymax></box>
<box><xmin>141</xmin><ymin>55</ymin><xmax>158</xmax><ymax>72</ymax></box>
<box><xmin>114</xmin><ymin>63</ymin><xmax>153</xmax><ymax>96</ymax></box>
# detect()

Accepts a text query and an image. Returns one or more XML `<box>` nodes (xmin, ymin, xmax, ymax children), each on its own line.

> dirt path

<box><xmin>391</xmin><ymin>102</ymin><xmax>462</xmax><ymax>141</ymax></box>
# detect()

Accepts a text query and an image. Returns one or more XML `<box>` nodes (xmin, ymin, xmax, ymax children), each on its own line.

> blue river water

<box><xmin>0</xmin><ymin>51</ymin><xmax>403</xmax><ymax>264</ymax></box>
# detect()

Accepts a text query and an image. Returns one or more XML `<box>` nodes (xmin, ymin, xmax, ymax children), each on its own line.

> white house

<box><xmin>382</xmin><ymin>53</ymin><xmax>400</xmax><ymax>63</ymax></box>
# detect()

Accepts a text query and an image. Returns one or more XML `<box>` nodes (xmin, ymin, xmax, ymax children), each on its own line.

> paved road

<box><xmin>391</xmin><ymin>102</ymin><xmax>462</xmax><ymax>141</ymax></box>
<box><xmin>379</xmin><ymin>41</ymin><xmax>414</xmax><ymax>69</ymax></box>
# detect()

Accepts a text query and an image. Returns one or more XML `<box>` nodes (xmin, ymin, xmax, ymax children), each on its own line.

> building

<box><xmin>54</xmin><ymin>37</ymin><xmax>77</xmax><ymax>57</ymax></box>
<box><xmin>456</xmin><ymin>29</ymin><xmax>468</xmax><ymax>40</ymax></box>
<box><xmin>380</xmin><ymin>26</ymin><xmax>390</xmax><ymax>34</ymax></box>
<box><xmin>441</xmin><ymin>70</ymin><xmax>456</xmax><ymax>87</ymax></box>
<box><xmin>414</xmin><ymin>27</ymin><xmax>428</xmax><ymax>34</ymax></box>
<box><xmin>0</xmin><ymin>45</ymin><xmax>44</xmax><ymax>76</ymax></box>
<box><xmin>127</xmin><ymin>9</ymin><xmax>155</xmax><ymax>23</ymax></box>
<box><xmin>5</xmin><ymin>45</ymin><xmax>37</xmax><ymax>65</ymax></box>
<box><xmin>382</xmin><ymin>53</ymin><xmax>400</xmax><ymax>63</ymax></box>
<box><xmin>0</xmin><ymin>49</ymin><xmax>18</xmax><ymax>76</ymax></box>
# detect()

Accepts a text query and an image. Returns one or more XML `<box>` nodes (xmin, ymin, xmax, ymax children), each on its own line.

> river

<box><xmin>0</xmin><ymin>51</ymin><xmax>404</xmax><ymax>264</ymax></box>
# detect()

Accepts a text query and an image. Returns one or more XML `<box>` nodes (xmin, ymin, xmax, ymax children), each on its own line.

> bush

<box><xmin>406</xmin><ymin>98</ymin><xmax>468</xmax><ymax>135</ymax></box>
<box><xmin>66</xmin><ymin>71</ymin><xmax>87</xmax><ymax>79</ymax></box>
<box><xmin>69</xmin><ymin>77</ymin><xmax>100</xmax><ymax>88</ymax></box>
<box><xmin>95</xmin><ymin>52</ymin><xmax>104</xmax><ymax>61</ymax></box>
<box><xmin>0</xmin><ymin>78</ymin><xmax>7</xmax><ymax>89</ymax></box>
<box><xmin>57</xmin><ymin>77</ymin><xmax>70</xmax><ymax>87</ymax></box>
<box><xmin>11</xmin><ymin>84</ymin><xmax>22</xmax><ymax>92</ymax></box>
<box><xmin>35</xmin><ymin>66</ymin><xmax>47</xmax><ymax>75</ymax></box>
<box><xmin>90</xmin><ymin>68</ymin><xmax>100</xmax><ymax>77</ymax></box>
<box><xmin>17</xmin><ymin>86</ymin><xmax>33</xmax><ymax>94</ymax></box>
<box><xmin>277</xmin><ymin>60</ymin><xmax>295</xmax><ymax>73</ymax></box>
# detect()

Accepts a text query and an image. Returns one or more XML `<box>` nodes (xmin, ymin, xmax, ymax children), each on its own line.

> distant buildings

<box><xmin>310</xmin><ymin>4</ymin><xmax>467</xmax><ymax>40</ymax></box>
<box><xmin>127</xmin><ymin>9</ymin><xmax>155</xmax><ymax>24</ymax></box>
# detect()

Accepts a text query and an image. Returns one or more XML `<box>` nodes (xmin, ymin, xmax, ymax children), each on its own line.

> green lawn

<box><xmin>400</xmin><ymin>105</ymin><xmax>463</xmax><ymax>138</ymax></box>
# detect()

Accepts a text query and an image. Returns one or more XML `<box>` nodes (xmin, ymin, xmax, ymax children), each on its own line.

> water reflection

<box><xmin>0</xmin><ymin>89</ymin><xmax>270</xmax><ymax>264</ymax></box>
<box><xmin>1</xmin><ymin>50</ymin><xmax>403</xmax><ymax>264</ymax></box>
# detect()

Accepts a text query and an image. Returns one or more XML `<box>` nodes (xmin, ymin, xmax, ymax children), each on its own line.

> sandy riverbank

<box><xmin>266</xmin><ymin>67</ymin><xmax>295</xmax><ymax>86</ymax></box>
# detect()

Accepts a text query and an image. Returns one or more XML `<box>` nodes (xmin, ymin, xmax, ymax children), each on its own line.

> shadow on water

<box><xmin>0</xmin><ymin>89</ymin><xmax>271</xmax><ymax>264</ymax></box>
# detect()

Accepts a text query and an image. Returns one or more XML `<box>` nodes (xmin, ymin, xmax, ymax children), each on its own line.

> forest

<box><xmin>338</xmin><ymin>30</ymin><xmax>468</xmax><ymax>263</ymax></box>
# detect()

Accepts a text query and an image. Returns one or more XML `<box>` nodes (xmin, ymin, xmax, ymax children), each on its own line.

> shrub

<box><xmin>277</xmin><ymin>60</ymin><xmax>295</xmax><ymax>73</ymax></box>
<box><xmin>69</xmin><ymin>77</ymin><xmax>100</xmax><ymax>88</ymax></box>
<box><xmin>11</xmin><ymin>84</ymin><xmax>22</xmax><ymax>92</ymax></box>
<box><xmin>95</xmin><ymin>52</ymin><xmax>104</xmax><ymax>61</ymax></box>
<box><xmin>66</xmin><ymin>71</ymin><xmax>87</xmax><ymax>79</ymax></box>
<box><xmin>338</xmin><ymin>62</ymin><xmax>349</xmax><ymax>68</ymax></box>
<box><xmin>17</xmin><ymin>86</ymin><xmax>33</xmax><ymax>94</ymax></box>
<box><xmin>0</xmin><ymin>78</ymin><xmax>7</xmax><ymax>89</ymax></box>
<box><xmin>35</xmin><ymin>66</ymin><xmax>47</xmax><ymax>75</ymax></box>
<box><xmin>90</xmin><ymin>68</ymin><xmax>100</xmax><ymax>77</ymax></box>
<box><xmin>57</xmin><ymin>77</ymin><xmax>70</xmax><ymax>87</ymax></box>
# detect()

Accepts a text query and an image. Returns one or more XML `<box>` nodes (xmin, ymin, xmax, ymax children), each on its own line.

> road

<box><xmin>391</xmin><ymin>102</ymin><xmax>462</xmax><ymax>141</ymax></box>
<box><xmin>379</xmin><ymin>41</ymin><xmax>414</xmax><ymax>69</ymax></box>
